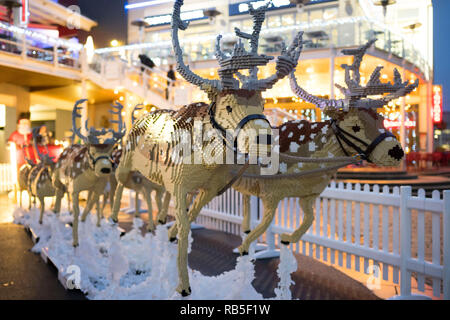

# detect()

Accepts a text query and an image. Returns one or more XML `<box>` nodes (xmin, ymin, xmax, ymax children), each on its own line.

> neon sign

<box><xmin>433</xmin><ymin>85</ymin><xmax>443</xmax><ymax>124</ymax></box>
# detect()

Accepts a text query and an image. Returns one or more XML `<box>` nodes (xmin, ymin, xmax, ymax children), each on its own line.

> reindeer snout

<box><xmin>101</xmin><ymin>168</ymin><xmax>111</xmax><ymax>174</ymax></box>
<box><xmin>388</xmin><ymin>145</ymin><xmax>404</xmax><ymax>161</ymax></box>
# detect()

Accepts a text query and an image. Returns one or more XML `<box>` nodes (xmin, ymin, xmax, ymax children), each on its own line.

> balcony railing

<box><xmin>0</xmin><ymin>22</ymin><xmax>82</xmax><ymax>70</ymax></box>
<box><xmin>96</xmin><ymin>16</ymin><xmax>430</xmax><ymax>80</ymax></box>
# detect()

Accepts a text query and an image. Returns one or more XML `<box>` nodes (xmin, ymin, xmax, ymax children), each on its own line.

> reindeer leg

<box><xmin>281</xmin><ymin>196</ymin><xmax>316</xmax><ymax>245</ymax></box>
<box><xmin>28</xmin><ymin>191</ymin><xmax>32</xmax><ymax>210</ymax></box>
<box><xmin>238</xmin><ymin>198</ymin><xmax>278</xmax><ymax>256</ymax></box>
<box><xmin>154</xmin><ymin>188</ymin><xmax>163</xmax><ymax>224</ymax></box>
<box><xmin>38</xmin><ymin>196</ymin><xmax>45</xmax><ymax>224</ymax></box>
<box><xmin>156</xmin><ymin>191</ymin><xmax>171</xmax><ymax>225</ymax></box>
<box><xmin>168</xmin><ymin>189</ymin><xmax>215</xmax><ymax>240</ymax></box>
<box><xmin>95</xmin><ymin>194</ymin><xmax>102</xmax><ymax>227</ymax></box>
<box><xmin>142</xmin><ymin>188</ymin><xmax>154</xmax><ymax>232</ymax></box>
<box><xmin>81</xmin><ymin>191</ymin><xmax>95</xmax><ymax>222</ymax></box>
<box><xmin>19</xmin><ymin>190</ymin><xmax>22</xmax><ymax>208</ymax></box>
<box><xmin>134</xmin><ymin>191</ymin><xmax>140</xmax><ymax>218</ymax></box>
<box><xmin>72</xmin><ymin>192</ymin><xmax>80</xmax><ymax>247</ymax></box>
<box><xmin>53</xmin><ymin>188</ymin><xmax>64</xmax><ymax>214</ymax></box>
<box><xmin>241</xmin><ymin>194</ymin><xmax>251</xmax><ymax>234</ymax></box>
<box><xmin>111</xmin><ymin>182</ymin><xmax>124</xmax><ymax>223</ymax></box>
<box><xmin>173</xmin><ymin>188</ymin><xmax>191</xmax><ymax>296</ymax></box>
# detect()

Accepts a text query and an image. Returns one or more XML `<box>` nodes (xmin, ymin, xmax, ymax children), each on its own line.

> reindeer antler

<box><xmin>72</xmin><ymin>99</ymin><xmax>89</xmax><ymax>143</ymax></box>
<box><xmin>248</xmin><ymin>31</ymin><xmax>304</xmax><ymax>91</ymax></box>
<box><xmin>289</xmin><ymin>39</ymin><xmax>419</xmax><ymax>109</ymax></box>
<box><xmin>172</xmin><ymin>0</ymin><xmax>221</xmax><ymax>92</ymax></box>
<box><xmin>131</xmin><ymin>104</ymin><xmax>144</xmax><ymax>125</ymax></box>
<box><xmin>106</xmin><ymin>101</ymin><xmax>126</xmax><ymax>144</ymax></box>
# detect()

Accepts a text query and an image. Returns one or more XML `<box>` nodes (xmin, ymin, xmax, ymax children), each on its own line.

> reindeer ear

<box><xmin>323</xmin><ymin>106</ymin><xmax>342</xmax><ymax>119</ymax></box>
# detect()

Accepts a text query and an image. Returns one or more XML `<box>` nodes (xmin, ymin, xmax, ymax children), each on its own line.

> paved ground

<box><xmin>0</xmin><ymin>195</ymin><xmax>379</xmax><ymax>300</ymax></box>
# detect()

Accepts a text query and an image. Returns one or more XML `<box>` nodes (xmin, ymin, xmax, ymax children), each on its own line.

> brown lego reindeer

<box><xmin>52</xmin><ymin>99</ymin><xmax>126</xmax><ymax>247</ymax></box>
<box><xmin>109</xmin><ymin>104</ymin><xmax>169</xmax><ymax>232</ymax></box>
<box><xmin>18</xmin><ymin>148</ymin><xmax>36</xmax><ymax>209</ymax></box>
<box><xmin>114</xmin><ymin>0</ymin><xmax>303</xmax><ymax>296</ymax></box>
<box><xmin>234</xmin><ymin>39</ymin><xmax>418</xmax><ymax>251</ymax></box>
<box><xmin>163</xmin><ymin>39</ymin><xmax>418</xmax><ymax>255</ymax></box>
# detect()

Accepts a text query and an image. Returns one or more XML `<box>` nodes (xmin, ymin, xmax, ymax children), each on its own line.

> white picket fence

<box><xmin>0</xmin><ymin>163</ymin><xmax>15</xmax><ymax>193</ymax></box>
<box><xmin>193</xmin><ymin>182</ymin><xmax>449</xmax><ymax>300</ymax></box>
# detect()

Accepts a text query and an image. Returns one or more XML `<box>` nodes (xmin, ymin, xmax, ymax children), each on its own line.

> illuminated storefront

<box><xmin>107</xmin><ymin>0</ymin><xmax>434</xmax><ymax>152</ymax></box>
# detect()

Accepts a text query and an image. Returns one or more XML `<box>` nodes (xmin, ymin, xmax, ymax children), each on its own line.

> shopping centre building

<box><xmin>0</xmin><ymin>0</ymin><xmax>438</xmax><ymax>167</ymax></box>
<box><xmin>100</xmin><ymin>0</ymin><xmax>435</xmax><ymax>155</ymax></box>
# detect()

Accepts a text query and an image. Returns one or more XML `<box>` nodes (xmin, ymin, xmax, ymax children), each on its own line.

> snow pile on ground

<box><xmin>13</xmin><ymin>206</ymin><xmax>297</xmax><ymax>300</ymax></box>
<box><xmin>274</xmin><ymin>244</ymin><xmax>298</xmax><ymax>300</ymax></box>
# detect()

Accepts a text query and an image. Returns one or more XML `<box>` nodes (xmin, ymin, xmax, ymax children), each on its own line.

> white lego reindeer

<box><xmin>114</xmin><ymin>0</ymin><xmax>303</xmax><ymax>296</ymax></box>
<box><xmin>52</xmin><ymin>99</ymin><xmax>126</xmax><ymax>247</ymax></box>
<box><xmin>109</xmin><ymin>104</ymin><xmax>169</xmax><ymax>232</ymax></box>
<box><xmin>28</xmin><ymin>127</ymin><xmax>58</xmax><ymax>224</ymax></box>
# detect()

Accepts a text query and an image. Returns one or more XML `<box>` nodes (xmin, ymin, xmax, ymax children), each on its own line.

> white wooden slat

<box><xmin>346</xmin><ymin>183</ymin><xmax>353</xmax><ymax>269</ymax></box>
<box><xmin>338</xmin><ymin>198</ymin><xmax>344</xmax><ymax>267</ymax></box>
<box><xmin>363</xmin><ymin>184</ymin><xmax>371</xmax><ymax>274</ymax></box>
<box><xmin>381</xmin><ymin>186</ymin><xmax>390</xmax><ymax>281</ymax></box>
<box><xmin>354</xmin><ymin>184</ymin><xmax>361</xmax><ymax>272</ymax></box>
<box><xmin>315</xmin><ymin>197</ymin><xmax>321</xmax><ymax>259</ymax></box>
<box><xmin>330</xmin><ymin>198</ymin><xmax>336</xmax><ymax>265</ymax></box>
<box><xmin>392</xmin><ymin>187</ymin><xmax>400</xmax><ymax>284</ymax></box>
<box><xmin>283</xmin><ymin>198</ymin><xmax>288</xmax><ymax>229</ymax></box>
<box><xmin>322</xmin><ymin>198</ymin><xmax>329</xmax><ymax>262</ymax></box>
<box><xmin>290</xmin><ymin>198</ymin><xmax>295</xmax><ymax>230</ymax></box>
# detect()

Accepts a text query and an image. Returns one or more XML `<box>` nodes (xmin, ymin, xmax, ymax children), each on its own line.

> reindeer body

<box><xmin>110</xmin><ymin>147</ymin><xmax>168</xmax><ymax>231</ymax></box>
<box><xmin>52</xmin><ymin>100</ymin><xmax>125</xmax><ymax>247</ymax></box>
<box><xmin>117</xmin><ymin>101</ymin><xmax>271</xmax><ymax>296</ymax></box>
<box><xmin>53</xmin><ymin>144</ymin><xmax>115</xmax><ymax>243</ymax></box>
<box><xmin>30</xmin><ymin>163</ymin><xmax>56</xmax><ymax>223</ymax></box>
<box><xmin>118</xmin><ymin>0</ymin><xmax>303</xmax><ymax>296</ymax></box>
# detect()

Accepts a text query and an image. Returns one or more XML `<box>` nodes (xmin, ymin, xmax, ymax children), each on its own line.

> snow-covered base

<box><xmin>13</xmin><ymin>206</ymin><xmax>298</xmax><ymax>300</ymax></box>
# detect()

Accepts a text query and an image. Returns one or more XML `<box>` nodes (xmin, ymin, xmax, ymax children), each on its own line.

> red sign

<box><xmin>22</xmin><ymin>0</ymin><xmax>28</xmax><ymax>26</ymax></box>
<box><xmin>433</xmin><ymin>85</ymin><xmax>443</xmax><ymax>124</ymax></box>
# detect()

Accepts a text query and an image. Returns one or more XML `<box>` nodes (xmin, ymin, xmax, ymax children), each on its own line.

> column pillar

<box><xmin>81</xmin><ymin>79</ymin><xmax>88</xmax><ymax>137</ymax></box>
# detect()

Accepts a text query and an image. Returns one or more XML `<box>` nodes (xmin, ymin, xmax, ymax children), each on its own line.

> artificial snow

<box><xmin>13</xmin><ymin>205</ymin><xmax>298</xmax><ymax>300</ymax></box>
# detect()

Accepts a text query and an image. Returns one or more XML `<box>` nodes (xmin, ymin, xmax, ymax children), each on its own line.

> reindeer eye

<box><xmin>226</xmin><ymin>106</ymin><xmax>233</xmax><ymax>114</ymax></box>
<box><xmin>352</xmin><ymin>125</ymin><xmax>361</xmax><ymax>133</ymax></box>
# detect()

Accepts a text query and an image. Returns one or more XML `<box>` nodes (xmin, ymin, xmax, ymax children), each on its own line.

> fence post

<box><xmin>444</xmin><ymin>190</ymin><xmax>450</xmax><ymax>300</ymax></box>
<box><xmin>400</xmin><ymin>186</ymin><xmax>412</xmax><ymax>297</ymax></box>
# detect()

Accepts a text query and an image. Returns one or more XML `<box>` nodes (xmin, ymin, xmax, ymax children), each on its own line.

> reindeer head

<box><xmin>172</xmin><ymin>0</ymin><xmax>303</xmax><ymax>157</ymax></box>
<box><xmin>32</xmin><ymin>126</ymin><xmax>54</xmax><ymax>167</ymax></box>
<box><xmin>290</xmin><ymin>39</ymin><xmax>418</xmax><ymax>166</ymax></box>
<box><xmin>72</xmin><ymin>99</ymin><xmax>126</xmax><ymax>177</ymax></box>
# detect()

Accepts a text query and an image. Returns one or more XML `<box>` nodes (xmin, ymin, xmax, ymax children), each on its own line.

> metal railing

<box><xmin>96</xmin><ymin>16</ymin><xmax>431</xmax><ymax>79</ymax></box>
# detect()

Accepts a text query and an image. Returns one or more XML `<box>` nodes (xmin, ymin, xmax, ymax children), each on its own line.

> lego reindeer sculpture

<box><xmin>53</xmin><ymin>100</ymin><xmax>125</xmax><ymax>247</ymax></box>
<box><xmin>115</xmin><ymin>0</ymin><xmax>302</xmax><ymax>296</ymax></box>
<box><xmin>110</xmin><ymin>104</ymin><xmax>168</xmax><ymax>231</ymax></box>
<box><xmin>18</xmin><ymin>150</ymin><xmax>36</xmax><ymax>209</ymax></box>
<box><xmin>233</xmin><ymin>39</ymin><xmax>418</xmax><ymax>252</ymax></box>
<box><xmin>28</xmin><ymin>128</ymin><xmax>57</xmax><ymax>224</ymax></box>
<box><xmin>164</xmin><ymin>39</ymin><xmax>418</xmax><ymax>255</ymax></box>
